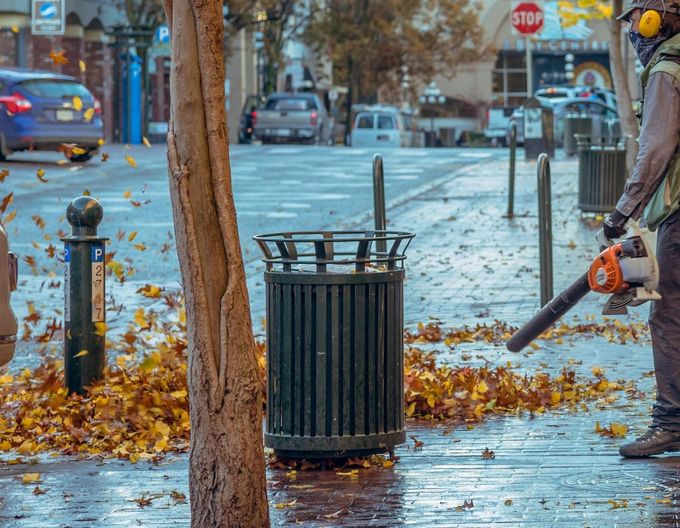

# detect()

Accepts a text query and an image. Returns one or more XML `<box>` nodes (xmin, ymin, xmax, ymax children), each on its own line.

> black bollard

<box><xmin>507</xmin><ymin>122</ymin><xmax>516</xmax><ymax>218</ymax></box>
<box><xmin>537</xmin><ymin>154</ymin><xmax>554</xmax><ymax>307</ymax></box>
<box><xmin>62</xmin><ymin>196</ymin><xmax>108</xmax><ymax>395</ymax></box>
<box><xmin>372</xmin><ymin>153</ymin><xmax>387</xmax><ymax>255</ymax></box>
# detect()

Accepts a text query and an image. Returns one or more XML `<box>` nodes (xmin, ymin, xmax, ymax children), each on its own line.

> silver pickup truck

<box><xmin>254</xmin><ymin>93</ymin><xmax>330</xmax><ymax>145</ymax></box>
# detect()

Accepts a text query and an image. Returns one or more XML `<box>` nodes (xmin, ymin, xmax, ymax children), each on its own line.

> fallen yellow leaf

<box><xmin>72</xmin><ymin>96</ymin><xmax>83</xmax><ymax>111</ymax></box>
<box><xmin>74</xmin><ymin>350</ymin><xmax>89</xmax><ymax>358</ymax></box>
<box><xmin>22</xmin><ymin>473</ymin><xmax>41</xmax><ymax>484</ymax></box>
<box><xmin>125</xmin><ymin>155</ymin><xmax>137</xmax><ymax>168</ymax></box>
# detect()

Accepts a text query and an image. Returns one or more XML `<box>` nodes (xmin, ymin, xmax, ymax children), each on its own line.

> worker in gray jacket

<box><xmin>604</xmin><ymin>0</ymin><xmax>680</xmax><ymax>457</ymax></box>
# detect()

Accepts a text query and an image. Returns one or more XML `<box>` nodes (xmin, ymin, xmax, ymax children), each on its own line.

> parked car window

<box><xmin>377</xmin><ymin>115</ymin><xmax>395</xmax><ymax>129</ymax></box>
<box><xmin>266</xmin><ymin>98</ymin><xmax>315</xmax><ymax>111</ymax></box>
<box><xmin>19</xmin><ymin>80</ymin><xmax>91</xmax><ymax>98</ymax></box>
<box><xmin>357</xmin><ymin>115</ymin><xmax>374</xmax><ymax>129</ymax></box>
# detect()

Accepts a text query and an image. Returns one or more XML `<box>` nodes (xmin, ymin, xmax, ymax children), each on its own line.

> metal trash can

<box><xmin>576</xmin><ymin>135</ymin><xmax>628</xmax><ymax>213</ymax></box>
<box><xmin>439</xmin><ymin>127</ymin><xmax>457</xmax><ymax>147</ymax></box>
<box><xmin>424</xmin><ymin>131</ymin><xmax>438</xmax><ymax>147</ymax></box>
<box><xmin>563</xmin><ymin>114</ymin><xmax>594</xmax><ymax>156</ymax></box>
<box><xmin>602</xmin><ymin>118</ymin><xmax>622</xmax><ymax>144</ymax></box>
<box><xmin>253</xmin><ymin>230</ymin><xmax>414</xmax><ymax>458</ymax></box>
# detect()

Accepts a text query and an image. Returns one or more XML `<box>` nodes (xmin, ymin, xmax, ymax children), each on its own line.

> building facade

<box><xmin>434</xmin><ymin>0</ymin><xmax>639</xmax><ymax>131</ymax></box>
<box><xmin>0</xmin><ymin>1</ymin><xmax>126</xmax><ymax>141</ymax></box>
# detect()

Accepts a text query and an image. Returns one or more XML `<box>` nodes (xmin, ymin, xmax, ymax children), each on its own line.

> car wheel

<box><xmin>68</xmin><ymin>151</ymin><xmax>93</xmax><ymax>163</ymax></box>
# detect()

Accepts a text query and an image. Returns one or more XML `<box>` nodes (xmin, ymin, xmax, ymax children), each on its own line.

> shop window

<box><xmin>492</xmin><ymin>51</ymin><xmax>527</xmax><ymax>106</ymax></box>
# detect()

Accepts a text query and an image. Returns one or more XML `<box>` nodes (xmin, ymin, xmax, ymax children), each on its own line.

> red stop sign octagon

<box><xmin>511</xmin><ymin>2</ymin><xmax>544</xmax><ymax>35</ymax></box>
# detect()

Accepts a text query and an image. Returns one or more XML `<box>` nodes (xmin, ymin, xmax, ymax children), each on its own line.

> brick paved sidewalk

<box><xmin>2</xmin><ymin>150</ymin><xmax>675</xmax><ymax>527</ymax></box>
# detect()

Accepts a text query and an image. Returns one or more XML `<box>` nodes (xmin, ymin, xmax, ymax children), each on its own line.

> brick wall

<box><xmin>27</xmin><ymin>35</ymin><xmax>63</xmax><ymax>70</ymax></box>
<box><xmin>61</xmin><ymin>36</ymin><xmax>85</xmax><ymax>80</ymax></box>
<box><xmin>0</xmin><ymin>31</ymin><xmax>16</xmax><ymax>67</ymax></box>
<box><xmin>84</xmin><ymin>39</ymin><xmax>114</xmax><ymax>141</ymax></box>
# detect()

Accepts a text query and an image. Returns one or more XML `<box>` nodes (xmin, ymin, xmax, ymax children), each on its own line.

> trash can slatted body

<box><xmin>255</xmin><ymin>231</ymin><xmax>413</xmax><ymax>458</ymax></box>
<box><xmin>577</xmin><ymin>136</ymin><xmax>628</xmax><ymax>214</ymax></box>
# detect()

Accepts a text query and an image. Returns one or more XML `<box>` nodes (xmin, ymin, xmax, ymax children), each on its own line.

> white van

<box><xmin>351</xmin><ymin>110</ymin><xmax>408</xmax><ymax>148</ymax></box>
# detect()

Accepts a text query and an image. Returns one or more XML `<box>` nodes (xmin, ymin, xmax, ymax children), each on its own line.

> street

<box><xmin>3</xmin><ymin>144</ymin><xmax>502</xmax><ymax>369</ymax></box>
<box><xmin>1</xmin><ymin>145</ymin><xmax>678</xmax><ymax>527</ymax></box>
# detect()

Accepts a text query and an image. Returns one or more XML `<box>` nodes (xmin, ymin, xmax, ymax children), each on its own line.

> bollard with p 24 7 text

<box><xmin>61</xmin><ymin>196</ymin><xmax>108</xmax><ymax>395</ymax></box>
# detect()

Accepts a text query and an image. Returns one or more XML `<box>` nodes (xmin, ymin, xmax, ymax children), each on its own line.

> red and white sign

<box><xmin>511</xmin><ymin>2</ymin><xmax>544</xmax><ymax>35</ymax></box>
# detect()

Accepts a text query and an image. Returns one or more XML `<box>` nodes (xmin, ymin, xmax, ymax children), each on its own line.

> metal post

<box><xmin>372</xmin><ymin>153</ymin><xmax>387</xmax><ymax>255</ymax></box>
<box><xmin>525</xmin><ymin>36</ymin><xmax>533</xmax><ymax>97</ymax></box>
<box><xmin>508</xmin><ymin>122</ymin><xmax>517</xmax><ymax>218</ymax></box>
<box><xmin>537</xmin><ymin>154</ymin><xmax>553</xmax><ymax>306</ymax></box>
<box><xmin>62</xmin><ymin>197</ymin><xmax>108</xmax><ymax>395</ymax></box>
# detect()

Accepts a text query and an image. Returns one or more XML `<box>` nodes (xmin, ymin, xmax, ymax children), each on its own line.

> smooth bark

<box><xmin>163</xmin><ymin>1</ymin><xmax>270</xmax><ymax>526</ymax></box>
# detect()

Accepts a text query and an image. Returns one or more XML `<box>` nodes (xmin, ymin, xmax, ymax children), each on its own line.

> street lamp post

<box><xmin>564</xmin><ymin>53</ymin><xmax>575</xmax><ymax>84</ymax></box>
<box><xmin>419</xmin><ymin>82</ymin><xmax>446</xmax><ymax>147</ymax></box>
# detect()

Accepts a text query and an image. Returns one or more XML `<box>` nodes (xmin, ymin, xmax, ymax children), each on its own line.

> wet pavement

<box><xmin>1</xmin><ymin>146</ymin><xmax>678</xmax><ymax>527</ymax></box>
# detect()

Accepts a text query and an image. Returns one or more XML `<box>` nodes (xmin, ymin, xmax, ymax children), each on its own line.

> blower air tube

<box><xmin>506</xmin><ymin>272</ymin><xmax>592</xmax><ymax>352</ymax></box>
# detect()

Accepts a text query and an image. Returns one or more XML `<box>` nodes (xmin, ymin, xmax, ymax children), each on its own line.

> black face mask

<box><xmin>629</xmin><ymin>30</ymin><xmax>668</xmax><ymax>66</ymax></box>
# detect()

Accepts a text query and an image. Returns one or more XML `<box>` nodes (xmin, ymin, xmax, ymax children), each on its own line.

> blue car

<box><xmin>0</xmin><ymin>68</ymin><xmax>103</xmax><ymax>162</ymax></box>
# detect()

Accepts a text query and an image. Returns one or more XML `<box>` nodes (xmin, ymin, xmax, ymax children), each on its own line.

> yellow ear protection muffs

<box><xmin>639</xmin><ymin>1</ymin><xmax>666</xmax><ymax>37</ymax></box>
<box><xmin>639</xmin><ymin>9</ymin><xmax>663</xmax><ymax>36</ymax></box>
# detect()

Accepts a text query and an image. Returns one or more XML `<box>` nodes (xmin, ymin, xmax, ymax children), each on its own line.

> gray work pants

<box><xmin>651</xmin><ymin>209</ymin><xmax>680</xmax><ymax>431</ymax></box>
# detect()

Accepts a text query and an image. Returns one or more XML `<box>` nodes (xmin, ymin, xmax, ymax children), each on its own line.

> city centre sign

<box><xmin>31</xmin><ymin>0</ymin><xmax>65</xmax><ymax>36</ymax></box>
<box><xmin>502</xmin><ymin>38</ymin><xmax>610</xmax><ymax>52</ymax></box>
<box><xmin>511</xmin><ymin>2</ymin><xmax>545</xmax><ymax>35</ymax></box>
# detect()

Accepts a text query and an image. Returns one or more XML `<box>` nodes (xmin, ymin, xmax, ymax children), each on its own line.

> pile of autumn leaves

<box><xmin>0</xmin><ymin>303</ymin><xmax>645</xmax><ymax>462</ymax></box>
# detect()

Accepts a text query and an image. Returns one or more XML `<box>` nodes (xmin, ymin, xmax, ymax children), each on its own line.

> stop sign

<box><xmin>511</xmin><ymin>2</ymin><xmax>544</xmax><ymax>35</ymax></box>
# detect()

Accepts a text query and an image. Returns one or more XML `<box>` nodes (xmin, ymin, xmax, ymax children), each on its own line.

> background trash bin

<box><xmin>424</xmin><ymin>131</ymin><xmax>438</xmax><ymax>147</ymax></box>
<box><xmin>563</xmin><ymin>113</ymin><xmax>594</xmax><ymax>156</ymax></box>
<box><xmin>576</xmin><ymin>135</ymin><xmax>628</xmax><ymax>214</ymax></box>
<box><xmin>439</xmin><ymin>127</ymin><xmax>457</xmax><ymax>147</ymax></box>
<box><xmin>253</xmin><ymin>230</ymin><xmax>415</xmax><ymax>458</ymax></box>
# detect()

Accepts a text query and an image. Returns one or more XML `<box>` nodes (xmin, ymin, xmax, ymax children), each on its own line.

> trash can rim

<box><xmin>252</xmin><ymin>230</ymin><xmax>415</xmax><ymax>244</ymax></box>
<box><xmin>254</xmin><ymin>230</ymin><xmax>415</xmax><ymax>272</ymax></box>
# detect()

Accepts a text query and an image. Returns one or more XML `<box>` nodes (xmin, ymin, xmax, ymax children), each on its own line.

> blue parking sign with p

<box><xmin>91</xmin><ymin>245</ymin><xmax>104</xmax><ymax>262</ymax></box>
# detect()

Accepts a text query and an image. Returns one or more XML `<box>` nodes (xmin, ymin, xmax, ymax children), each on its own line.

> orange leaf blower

<box><xmin>507</xmin><ymin>224</ymin><xmax>660</xmax><ymax>352</ymax></box>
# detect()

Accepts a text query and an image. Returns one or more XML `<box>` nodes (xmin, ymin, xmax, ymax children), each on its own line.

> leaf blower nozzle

<box><xmin>506</xmin><ymin>225</ymin><xmax>661</xmax><ymax>353</ymax></box>
<box><xmin>506</xmin><ymin>272</ymin><xmax>591</xmax><ymax>352</ymax></box>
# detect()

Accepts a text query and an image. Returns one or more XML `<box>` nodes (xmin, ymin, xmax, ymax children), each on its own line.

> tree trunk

<box><xmin>163</xmin><ymin>1</ymin><xmax>270</xmax><ymax>527</ymax></box>
<box><xmin>609</xmin><ymin>0</ymin><xmax>639</xmax><ymax>171</ymax></box>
